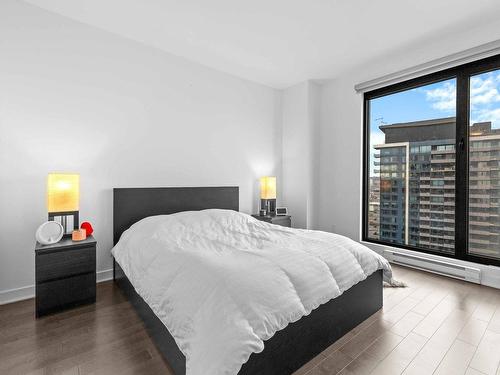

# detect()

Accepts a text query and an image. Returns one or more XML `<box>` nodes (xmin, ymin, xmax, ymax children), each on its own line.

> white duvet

<box><xmin>111</xmin><ymin>209</ymin><xmax>392</xmax><ymax>375</ymax></box>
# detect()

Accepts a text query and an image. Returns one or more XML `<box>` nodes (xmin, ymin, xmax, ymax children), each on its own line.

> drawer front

<box><xmin>36</xmin><ymin>272</ymin><xmax>96</xmax><ymax>317</ymax></box>
<box><xmin>273</xmin><ymin>217</ymin><xmax>291</xmax><ymax>227</ymax></box>
<box><xmin>36</xmin><ymin>246</ymin><xmax>95</xmax><ymax>283</ymax></box>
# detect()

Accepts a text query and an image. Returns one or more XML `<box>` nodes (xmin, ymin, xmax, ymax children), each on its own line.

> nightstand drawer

<box><xmin>252</xmin><ymin>214</ymin><xmax>292</xmax><ymax>228</ymax></box>
<box><xmin>36</xmin><ymin>246</ymin><xmax>96</xmax><ymax>283</ymax></box>
<box><xmin>270</xmin><ymin>217</ymin><xmax>291</xmax><ymax>227</ymax></box>
<box><xmin>36</xmin><ymin>272</ymin><xmax>96</xmax><ymax>317</ymax></box>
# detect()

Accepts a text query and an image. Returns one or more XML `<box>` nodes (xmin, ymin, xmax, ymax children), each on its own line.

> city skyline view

<box><xmin>370</xmin><ymin>71</ymin><xmax>500</xmax><ymax>130</ymax></box>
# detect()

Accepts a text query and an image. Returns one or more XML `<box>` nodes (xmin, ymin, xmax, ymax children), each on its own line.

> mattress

<box><xmin>111</xmin><ymin>209</ymin><xmax>392</xmax><ymax>375</ymax></box>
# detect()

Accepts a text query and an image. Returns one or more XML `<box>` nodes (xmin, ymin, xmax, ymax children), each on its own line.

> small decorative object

<box><xmin>80</xmin><ymin>221</ymin><xmax>94</xmax><ymax>236</ymax></box>
<box><xmin>72</xmin><ymin>228</ymin><xmax>87</xmax><ymax>241</ymax></box>
<box><xmin>35</xmin><ymin>221</ymin><xmax>64</xmax><ymax>245</ymax></box>
<box><xmin>47</xmin><ymin>173</ymin><xmax>80</xmax><ymax>235</ymax></box>
<box><xmin>259</xmin><ymin>209</ymin><xmax>267</xmax><ymax>216</ymax></box>
<box><xmin>260</xmin><ymin>176</ymin><xmax>277</xmax><ymax>215</ymax></box>
<box><xmin>276</xmin><ymin>207</ymin><xmax>288</xmax><ymax>216</ymax></box>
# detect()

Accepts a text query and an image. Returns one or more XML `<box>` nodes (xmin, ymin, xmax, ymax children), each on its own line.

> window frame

<box><xmin>362</xmin><ymin>53</ymin><xmax>500</xmax><ymax>267</ymax></box>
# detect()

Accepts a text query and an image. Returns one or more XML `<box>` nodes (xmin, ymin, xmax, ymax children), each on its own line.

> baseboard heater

<box><xmin>384</xmin><ymin>250</ymin><xmax>481</xmax><ymax>284</ymax></box>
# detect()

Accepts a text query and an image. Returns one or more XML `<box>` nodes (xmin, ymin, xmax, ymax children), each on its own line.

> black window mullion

<box><xmin>362</xmin><ymin>98</ymin><xmax>370</xmax><ymax>241</ymax></box>
<box><xmin>455</xmin><ymin>73</ymin><xmax>469</xmax><ymax>261</ymax></box>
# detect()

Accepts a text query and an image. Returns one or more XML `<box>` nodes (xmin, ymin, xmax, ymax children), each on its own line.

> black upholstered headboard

<box><xmin>113</xmin><ymin>186</ymin><xmax>239</xmax><ymax>245</ymax></box>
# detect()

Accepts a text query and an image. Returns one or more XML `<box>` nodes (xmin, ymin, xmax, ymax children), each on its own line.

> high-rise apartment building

<box><xmin>367</xmin><ymin>176</ymin><xmax>380</xmax><ymax>239</ymax></box>
<box><xmin>469</xmin><ymin>123</ymin><xmax>500</xmax><ymax>258</ymax></box>
<box><xmin>371</xmin><ymin>117</ymin><xmax>500</xmax><ymax>258</ymax></box>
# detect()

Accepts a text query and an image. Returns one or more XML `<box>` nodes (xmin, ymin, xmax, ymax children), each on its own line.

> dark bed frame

<box><xmin>113</xmin><ymin>187</ymin><xmax>383</xmax><ymax>375</ymax></box>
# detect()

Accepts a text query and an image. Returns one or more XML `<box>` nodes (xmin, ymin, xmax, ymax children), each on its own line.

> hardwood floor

<box><xmin>1</xmin><ymin>265</ymin><xmax>499</xmax><ymax>375</ymax></box>
<box><xmin>293</xmin><ymin>265</ymin><xmax>500</xmax><ymax>375</ymax></box>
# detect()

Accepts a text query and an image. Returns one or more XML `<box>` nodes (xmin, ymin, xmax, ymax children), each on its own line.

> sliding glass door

<box><xmin>363</xmin><ymin>54</ymin><xmax>500</xmax><ymax>266</ymax></box>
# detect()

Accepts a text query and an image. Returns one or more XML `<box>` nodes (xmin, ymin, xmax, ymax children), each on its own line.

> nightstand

<box><xmin>35</xmin><ymin>236</ymin><xmax>96</xmax><ymax>318</ymax></box>
<box><xmin>252</xmin><ymin>214</ymin><xmax>292</xmax><ymax>228</ymax></box>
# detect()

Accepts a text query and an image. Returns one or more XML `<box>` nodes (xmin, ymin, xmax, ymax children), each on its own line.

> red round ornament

<box><xmin>80</xmin><ymin>222</ymin><xmax>94</xmax><ymax>236</ymax></box>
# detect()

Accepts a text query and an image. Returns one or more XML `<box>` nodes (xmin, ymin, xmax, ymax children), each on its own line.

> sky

<box><xmin>368</xmin><ymin>70</ymin><xmax>500</xmax><ymax>175</ymax></box>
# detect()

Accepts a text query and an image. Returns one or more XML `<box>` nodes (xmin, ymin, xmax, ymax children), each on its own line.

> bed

<box><xmin>112</xmin><ymin>186</ymin><xmax>387</xmax><ymax>375</ymax></box>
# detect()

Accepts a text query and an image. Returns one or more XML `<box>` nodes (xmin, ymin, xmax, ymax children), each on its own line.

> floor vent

<box><xmin>384</xmin><ymin>250</ymin><xmax>481</xmax><ymax>284</ymax></box>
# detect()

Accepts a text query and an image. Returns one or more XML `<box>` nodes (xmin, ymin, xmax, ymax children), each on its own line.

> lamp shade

<box><xmin>260</xmin><ymin>176</ymin><xmax>276</xmax><ymax>199</ymax></box>
<box><xmin>47</xmin><ymin>173</ymin><xmax>80</xmax><ymax>213</ymax></box>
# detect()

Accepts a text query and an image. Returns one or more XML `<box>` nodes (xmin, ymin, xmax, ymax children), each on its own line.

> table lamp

<box><xmin>47</xmin><ymin>173</ymin><xmax>80</xmax><ymax>235</ymax></box>
<box><xmin>260</xmin><ymin>176</ymin><xmax>277</xmax><ymax>215</ymax></box>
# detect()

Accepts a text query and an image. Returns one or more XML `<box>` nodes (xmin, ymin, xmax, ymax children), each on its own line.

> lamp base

<box><xmin>260</xmin><ymin>199</ymin><xmax>276</xmax><ymax>216</ymax></box>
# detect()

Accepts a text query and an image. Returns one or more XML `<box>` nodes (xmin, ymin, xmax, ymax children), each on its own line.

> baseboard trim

<box><xmin>96</xmin><ymin>268</ymin><xmax>113</xmax><ymax>283</ymax></box>
<box><xmin>363</xmin><ymin>241</ymin><xmax>500</xmax><ymax>290</ymax></box>
<box><xmin>0</xmin><ymin>268</ymin><xmax>114</xmax><ymax>305</ymax></box>
<box><xmin>0</xmin><ymin>285</ymin><xmax>34</xmax><ymax>305</ymax></box>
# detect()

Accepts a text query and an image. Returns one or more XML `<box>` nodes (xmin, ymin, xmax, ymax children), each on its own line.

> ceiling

<box><xmin>24</xmin><ymin>0</ymin><xmax>500</xmax><ymax>88</ymax></box>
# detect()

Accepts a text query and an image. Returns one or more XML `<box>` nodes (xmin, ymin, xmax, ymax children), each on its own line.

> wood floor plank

<box><xmin>389</xmin><ymin>311</ymin><xmax>424</xmax><ymax>338</ymax></box>
<box><xmin>320</xmin><ymin>311</ymin><xmax>384</xmax><ymax>358</ymax></box>
<box><xmin>369</xmin><ymin>332</ymin><xmax>427</xmax><ymax>375</ymax></box>
<box><xmin>292</xmin><ymin>353</ymin><xmax>326</xmax><ymax>375</ymax></box>
<box><xmin>458</xmin><ymin>317</ymin><xmax>489</xmax><ymax>346</ymax></box>
<box><xmin>307</xmin><ymin>349</ymin><xmax>353</xmax><ymax>375</ymax></box>
<box><xmin>487</xmin><ymin>305</ymin><xmax>500</xmax><ymax>334</ymax></box>
<box><xmin>382</xmin><ymin>271</ymin><xmax>428</xmax><ymax>312</ymax></box>
<box><xmin>412</xmin><ymin>297</ymin><xmax>457</xmax><ymax>338</ymax></box>
<box><xmin>338</xmin><ymin>319</ymin><xmax>394</xmax><ymax>360</ymax></box>
<box><xmin>469</xmin><ymin>329</ymin><xmax>500</xmax><ymax>375</ymax></box>
<box><xmin>466</xmin><ymin>367</ymin><xmax>488</xmax><ymax>375</ymax></box>
<box><xmin>337</xmin><ymin>352</ymin><xmax>379</xmax><ymax>375</ymax></box>
<box><xmin>403</xmin><ymin>307</ymin><xmax>473</xmax><ymax>375</ymax></box>
<box><xmin>382</xmin><ymin>297</ymin><xmax>420</xmax><ymax>325</ymax></box>
<box><xmin>433</xmin><ymin>339</ymin><xmax>477</xmax><ymax>375</ymax></box>
<box><xmin>472</xmin><ymin>299</ymin><xmax>497</xmax><ymax>323</ymax></box>
<box><xmin>362</xmin><ymin>331</ymin><xmax>404</xmax><ymax>361</ymax></box>
<box><xmin>411</xmin><ymin>288</ymin><xmax>447</xmax><ymax>316</ymax></box>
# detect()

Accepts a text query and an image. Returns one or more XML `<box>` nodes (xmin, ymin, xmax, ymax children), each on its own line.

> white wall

<box><xmin>0</xmin><ymin>0</ymin><xmax>282</xmax><ymax>303</ymax></box>
<box><xmin>316</xmin><ymin>78</ymin><xmax>361</xmax><ymax>238</ymax></box>
<box><xmin>281</xmin><ymin>81</ymin><xmax>320</xmax><ymax>229</ymax></box>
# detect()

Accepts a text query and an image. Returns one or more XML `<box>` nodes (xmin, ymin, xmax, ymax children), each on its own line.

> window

<box><xmin>363</xmin><ymin>54</ymin><xmax>500</xmax><ymax>266</ymax></box>
<box><xmin>366</xmin><ymin>78</ymin><xmax>456</xmax><ymax>254</ymax></box>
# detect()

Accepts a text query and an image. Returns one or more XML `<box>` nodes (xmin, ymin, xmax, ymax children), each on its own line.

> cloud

<box><xmin>471</xmin><ymin>108</ymin><xmax>500</xmax><ymax>129</ymax></box>
<box><xmin>470</xmin><ymin>71</ymin><xmax>500</xmax><ymax>129</ymax></box>
<box><xmin>424</xmin><ymin>81</ymin><xmax>456</xmax><ymax>112</ymax></box>
<box><xmin>370</xmin><ymin>131</ymin><xmax>385</xmax><ymax>149</ymax></box>
<box><xmin>470</xmin><ymin>73</ymin><xmax>500</xmax><ymax>108</ymax></box>
<box><xmin>421</xmin><ymin>72</ymin><xmax>500</xmax><ymax>129</ymax></box>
